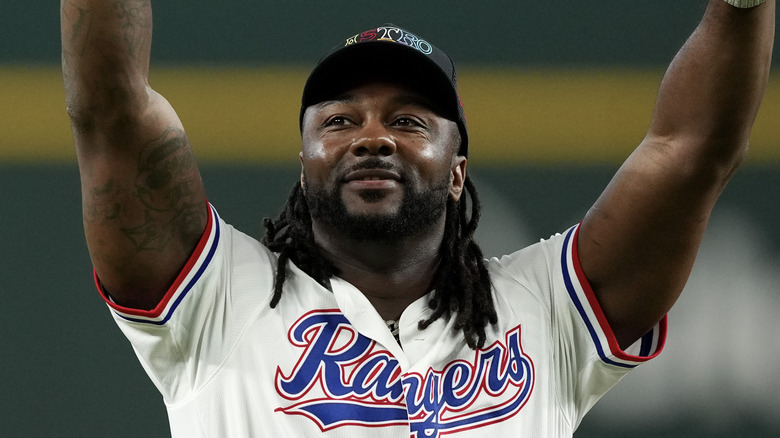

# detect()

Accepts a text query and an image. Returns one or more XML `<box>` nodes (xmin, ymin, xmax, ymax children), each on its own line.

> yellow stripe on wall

<box><xmin>1</xmin><ymin>66</ymin><xmax>778</xmax><ymax>164</ymax></box>
<box><xmin>0</xmin><ymin>67</ymin><xmax>75</xmax><ymax>162</ymax></box>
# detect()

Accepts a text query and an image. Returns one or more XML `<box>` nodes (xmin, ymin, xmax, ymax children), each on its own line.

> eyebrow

<box><xmin>391</xmin><ymin>94</ymin><xmax>437</xmax><ymax>110</ymax></box>
<box><xmin>316</xmin><ymin>94</ymin><xmax>357</xmax><ymax>109</ymax></box>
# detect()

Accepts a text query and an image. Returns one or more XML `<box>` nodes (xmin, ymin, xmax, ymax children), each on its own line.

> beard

<box><xmin>304</xmin><ymin>168</ymin><xmax>450</xmax><ymax>242</ymax></box>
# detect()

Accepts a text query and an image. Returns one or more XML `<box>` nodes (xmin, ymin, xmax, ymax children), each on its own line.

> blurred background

<box><xmin>1</xmin><ymin>0</ymin><xmax>779</xmax><ymax>436</ymax></box>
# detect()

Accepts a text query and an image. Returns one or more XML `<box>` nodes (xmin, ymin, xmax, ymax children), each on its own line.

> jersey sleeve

<box><xmin>560</xmin><ymin>224</ymin><xmax>666</xmax><ymax>367</ymax></box>
<box><xmin>490</xmin><ymin>223</ymin><xmax>667</xmax><ymax>428</ymax></box>
<box><xmin>95</xmin><ymin>203</ymin><xmax>278</xmax><ymax>403</ymax></box>
<box><xmin>97</xmin><ymin>203</ymin><xmax>221</xmax><ymax>326</ymax></box>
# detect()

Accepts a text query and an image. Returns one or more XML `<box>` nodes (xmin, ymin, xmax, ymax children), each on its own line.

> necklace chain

<box><xmin>384</xmin><ymin>319</ymin><xmax>400</xmax><ymax>342</ymax></box>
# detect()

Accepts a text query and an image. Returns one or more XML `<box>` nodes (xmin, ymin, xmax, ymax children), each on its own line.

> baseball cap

<box><xmin>300</xmin><ymin>24</ymin><xmax>469</xmax><ymax>157</ymax></box>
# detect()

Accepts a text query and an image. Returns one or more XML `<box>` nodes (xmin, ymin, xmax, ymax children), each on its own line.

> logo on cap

<box><xmin>345</xmin><ymin>26</ymin><xmax>434</xmax><ymax>55</ymax></box>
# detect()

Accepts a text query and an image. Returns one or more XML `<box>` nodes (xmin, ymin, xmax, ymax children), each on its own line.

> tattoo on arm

<box><xmin>136</xmin><ymin>127</ymin><xmax>198</xmax><ymax>212</ymax></box>
<box><xmin>83</xmin><ymin>178</ymin><xmax>122</xmax><ymax>225</ymax></box>
<box><xmin>120</xmin><ymin>204</ymin><xmax>204</xmax><ymax>252</ymax></box>
<box><xmin>112</xmin><ymin>0</ymin><xmax>152</xmax><ymax>60</ymax></box>
<box><xmin>123</xmin><ymin>127</ymin><xmax>204</xmax><ymax>252</ymax></box>
<box><xmin>61</xmin><ymin>1</ymin><xmax>91</xmax><ymax>85</ymax></box>
<box><xmin>62</xmin><ymin>0</ymin><xmax>152</xmax><ymax>106</ymax></box>
<box><xmin>84</xmin><ymin>127</ymin><xmax>205</xmax><ymax>253</ymax></box>
<box><xmin>62</xmin><ymin>0</ymin><xmax>151</xmax><ymax>61</ymax></box>
<box><xmin>62</xmin><ymin>1</ymin><xmax>92</xmax><ymax>54</ymax></box>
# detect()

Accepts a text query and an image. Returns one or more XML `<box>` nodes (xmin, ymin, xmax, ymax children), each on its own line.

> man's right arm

<box><xmin>61</xmin><ymin>0</ymin><xmax>208</xmax><ymax>310</ymax></box>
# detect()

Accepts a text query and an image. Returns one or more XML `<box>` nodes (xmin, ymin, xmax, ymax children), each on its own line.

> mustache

<box><xmin>347</xmin><ymin>157</ymin><xmax>394</xmax><ymax>171</ymax></box>
<box><xmin>342</xmin><ymin>158</ymin><xmax>406</xmax><ymax>180</ymax></box>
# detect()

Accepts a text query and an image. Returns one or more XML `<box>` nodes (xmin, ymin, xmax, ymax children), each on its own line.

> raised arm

<box><xmin>578</xmin><ymin>0</ymin><xmax>775</xmax><ymax>348</ymax></box>
<box><xmin>61</xmin><ymin>0</ymin><xmax>208</xmax><ymax>309</ymax></box>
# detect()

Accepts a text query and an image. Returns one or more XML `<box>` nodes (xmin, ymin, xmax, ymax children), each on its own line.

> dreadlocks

<box><xmin>261</xmin><ymin>176</ymin><xmax>497</xmax><ymax>349</ymax></box>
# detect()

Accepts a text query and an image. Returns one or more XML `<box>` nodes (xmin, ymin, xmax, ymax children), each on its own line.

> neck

<box><xmin>312</xmin><ymin>219</ymin><xmax>445</xmax><ymax>320</ymax></box>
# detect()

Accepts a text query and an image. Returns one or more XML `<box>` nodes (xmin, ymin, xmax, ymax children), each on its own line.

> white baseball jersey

<box><xmin>99</xmin><ymin>204</ymin><xmax>666</xmax><ymax>437</ymax></box>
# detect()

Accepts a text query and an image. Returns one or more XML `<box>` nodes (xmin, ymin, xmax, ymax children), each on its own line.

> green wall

<box><xmin>4</xmin><ymin>0</ymin><xmax>778</xmax><ymax>67</ymax></box>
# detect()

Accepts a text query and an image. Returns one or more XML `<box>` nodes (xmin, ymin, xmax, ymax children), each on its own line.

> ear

<box><xmin>449</xmin><ymin>156</ymin><xmax>467</xmax><ymax>201</ymax></box>
<box><xmin>299</xmin><ymin>151</ymin><xmax>306</xmax><ymax>189</ymax></box>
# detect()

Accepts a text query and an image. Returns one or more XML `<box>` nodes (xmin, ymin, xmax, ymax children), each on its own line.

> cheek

<box><xmin>301</xmin><ymin>123</ymin><xmax>355</xmax><ymax>162</ymax></box>
<box><xmin>416</xmin><ymin>144</ymin><xmax>442</xmax><ymax>162</ymax></box>
<box><xmin>300</xmin><ymin>157</ymin><xmax>329</xmax><ymax>186</ymax></box>
<box><xmin>301</xmin><ymin>145</ymin><xmax>341</xmax><ymax>188</ymax></box>
<box><xmin>301</xmin><ymin>129</ymin><xmax>328</xmax><ymax>161</ymax></box>
<box><xmin>410</xmin><ymin>143</ymin><xmax>455</xmax><ymax>180</ymax></box>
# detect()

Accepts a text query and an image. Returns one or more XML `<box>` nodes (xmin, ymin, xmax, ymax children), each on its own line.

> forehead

<box><xmin>318</xmin><ymin>82</ymin><xmax>438</xmax><ymax>109</ymax></box>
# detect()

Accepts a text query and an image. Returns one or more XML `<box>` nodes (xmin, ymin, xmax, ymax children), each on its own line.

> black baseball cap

<box><xmin>300</xmin><ymin>24</ymin><xmax>469</xmax><ymax>157</ymax></box>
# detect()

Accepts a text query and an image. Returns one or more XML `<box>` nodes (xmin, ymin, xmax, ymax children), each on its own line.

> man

<box><xmin>60</xmin><ymin>0</ymin><xmax>774</xmax><ymax>437</ymax></box>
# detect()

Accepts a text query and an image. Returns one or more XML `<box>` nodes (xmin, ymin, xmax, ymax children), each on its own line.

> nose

<box><xmin>350</xmin><ymin>120</ymin><xmax>397</xmax><ymax>157</ymax></box>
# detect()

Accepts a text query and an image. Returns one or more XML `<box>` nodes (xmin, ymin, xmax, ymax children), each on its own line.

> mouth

<box><xmin>343</xmin><ymin>169</ymin><xmax>402</xmax><ymax>182</ymax></box>
<box><xmin>341</xmin><ymin>168</ymin><xmax>403</xmax><ymax>192</ymax></box>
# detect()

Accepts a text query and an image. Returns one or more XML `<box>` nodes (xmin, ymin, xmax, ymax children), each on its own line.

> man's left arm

<box><xmin>578</xmin><ymin>0</ymin><xmax>775</xmax><ymax>349</ymax></box>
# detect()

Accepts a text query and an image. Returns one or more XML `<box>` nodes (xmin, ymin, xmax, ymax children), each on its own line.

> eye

<box><xmin>323</xmin><ymin>115</ymin><xmax>352</xmax><ymax>127</ymax></box>
<box><xmin>391</xmin><ymin>116</ymin><xmax>423</xmax><ymax>128</ymax></box>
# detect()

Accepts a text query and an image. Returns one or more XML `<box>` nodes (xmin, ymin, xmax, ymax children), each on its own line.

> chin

<box><xmin>306</xmin><ymin>180</ymin><xmax>448</xmax><ymax>240</ymax></box>
<box><xmin>344</xmin><ymin>202</ymin><xmax>403</xmax><ymax>219</ymax></box>
<box><xmin>344</xmin><ymin>190</ymin><xmax>403</xmax><ymax>212</ymax></box>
